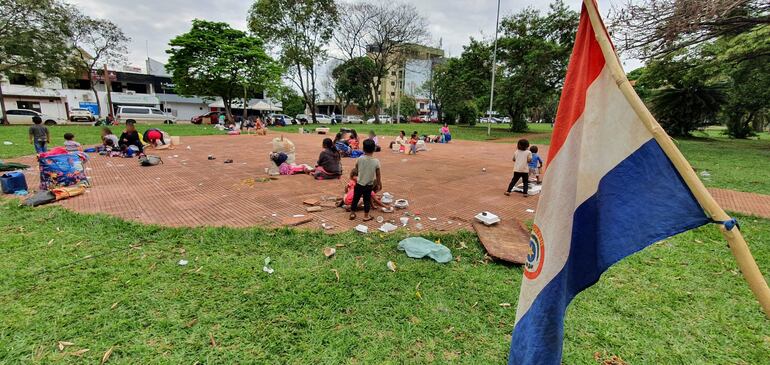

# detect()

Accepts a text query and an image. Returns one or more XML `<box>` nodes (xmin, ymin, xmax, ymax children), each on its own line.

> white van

<box><xmin>116</xmin><ymin>106</ymin><xmax>176</xmax><ymax>124</ymax></box>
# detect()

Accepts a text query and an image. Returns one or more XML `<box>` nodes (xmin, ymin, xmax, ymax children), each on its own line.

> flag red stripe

<box><xmin>547</xmin><ymin>4</ymin><xmax>606</xmax><ymax>163</ymax></box>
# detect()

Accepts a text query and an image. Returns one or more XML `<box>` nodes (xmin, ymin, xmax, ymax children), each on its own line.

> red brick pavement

<box><xmin>6</xmin><ymin>133</ymin><xmax>769</xmax><ymax>234</ymax></box>
<box><xmin>707</xmin><ymin>188</ymin><xmax>770</xmax><ymax>219</ymax></box>
<box><xmin>7</xmin><ymin>133</ymin><xmax>543</xmax><ymax>233</ymax></box>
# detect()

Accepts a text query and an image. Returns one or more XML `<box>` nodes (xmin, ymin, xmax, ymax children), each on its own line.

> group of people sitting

<box><xmin>388</xmin><ymin>124</ymin><xmax>452</xmax><ymax>154</ymax></box>
<box><xmin>332</xmin><ymin>129</ymin><xmax>381</xmax><ymax>157</ymax></box>
<box><xmin>98</xmin><ymin>121</ymin><xmax>170</xmax><ymax>157</ymax></box>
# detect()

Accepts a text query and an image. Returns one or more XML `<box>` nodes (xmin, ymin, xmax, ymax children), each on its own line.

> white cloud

<box><xmin>66</xmin><ymin>0</ymin><xmax>641</xmax><ymax>70</ymax></box>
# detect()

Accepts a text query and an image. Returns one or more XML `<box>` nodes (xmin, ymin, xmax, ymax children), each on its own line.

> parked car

<box><xmin>295</xmin><ymin>113</ymin><xmax>310</xmax><ymax>124</ymax></box>
<box><xmin>366</xmin><ymin>115</ymin><xmax>392</xmax><ymax>124</ymax></box>
<box><xmin>332</xmin><ymin>115</ymin><xmax>344</xmax><ymax>124</ymax></box>
<box><xmin>268</xmin><ymin>114</ymin><xmax>295</xmax><ymax>125</ymax></box>
<box><xmin>116</xmin><ymin>106</ymin><xmax>176</xmax><ymax>124</ymax></box>
<box><xmin>342</xmin><ymin>115</ymin><xmax>363</xmax><ymax>124</ymax></box>
<box><xmin>315</xmin><ymin>114</ymin><xmax>333</xmax><ymax>124</ymax></box>
<box><xmin>191</xmin><ymin>111</ymin><xmax>220</xmax><ymax>124</ymax></box>
<box><xmin>479</xmin><ymin>116</ymin><xmax>503</xmax><ymax>123</ymax></box>
<box><xmin>3</xmin><ymin>109</ymin><xmax>65</xmax><ymax>125</ymax></box>
<box><xmin>69</xmin><ymin>108</ymin><xmax>95</xmax><ymax>123</ymax></box>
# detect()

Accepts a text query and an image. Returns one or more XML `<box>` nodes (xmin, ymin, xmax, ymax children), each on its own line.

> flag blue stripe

<box><xmin>509</xmin><ymin>139</ymin><xmax>709</xmax><ymax>364</ymax></box>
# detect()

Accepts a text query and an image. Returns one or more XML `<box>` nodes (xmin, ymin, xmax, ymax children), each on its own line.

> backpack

<box><xmin>139</xmin><ymin>155</ymin><xmax>163</xmax><ymax>166</ymax></box>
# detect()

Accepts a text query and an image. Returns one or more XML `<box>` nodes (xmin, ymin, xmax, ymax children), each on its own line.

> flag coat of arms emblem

<box><xmin>508</xmin><ymin>2</ymin><xmax>711</xmax><ymax>364</ymax></box>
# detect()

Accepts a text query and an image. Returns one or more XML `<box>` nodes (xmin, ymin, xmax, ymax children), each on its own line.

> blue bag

<box><xmin>38</xmin><ymin>153</ymin><xmax>88</xmax><ymax>190</ymax></box>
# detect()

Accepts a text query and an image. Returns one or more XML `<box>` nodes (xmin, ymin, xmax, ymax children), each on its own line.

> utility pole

<box><xmin>104</xmin><ymin>64</ymin><xmax>114</xmax><ymax>118</ymax></box>
<box><xmin>487</xmin><ymin>0</ymin><xmax>501</xmax><ymax>136</ymax></box>
<box><xmin>395</xmin><ymin>64</ymin><xmax>401</xmax><ymax>125</ymax></box>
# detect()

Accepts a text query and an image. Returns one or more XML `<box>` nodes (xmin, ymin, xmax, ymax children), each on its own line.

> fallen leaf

<box><xmin>415</xmin><ymin>282</ymin><xmax>421</xmax><ymax>290</ymax></box>
<box><xmin>331</xmin><ymin>269</ymin><xmax>340</xmax><ymax>282</ymax></box>
<box><xmin>57</xmin><ymin>341</ymin><xmax>74</xmax><ymax>351</ymax></box>
<box><xmin>66</xmin><ymin>349</ymin><xmax>89</xmax><ymax>357</ymax></box>
<box><xmin>499</xmin><ymin>303</ymin><xmax>511</xmax><ymax>308</ymax></box>
<box><xmin>184</xmin><ymin>318</ymin><xmax>198</xmax><ymax>328</ymax></box>
<box><xmin>110</xmin><ymin>302</ymin><xmax>119</xmax><ymax>310</ymax></box>
<box><xmin>335</xmin><ymin>243</ymin><xmax>345</xmax><ymax>248</ymax></box>
<box><xmin>416</xmin><ymin>291</ymin><xmax>422</xmax><ymax>300</ymax></box>
<box><xmin>209</xmin><ymin>333</ymin><xmax>217</xmax><ymax>347</ymax></box>
<box><xmin>100</xmin><ymin>347</ymin><xmax>113</xmax><ymax>364</ymax></box>
<box><xmin>455</xmin><ymin>255</ymin><xmax>462</xmax><ymax>262</ymax></box>
<box><xmin>179</xmin><ymin>248</ymin><xmax>186</xmax><ymax>254</ymax></box>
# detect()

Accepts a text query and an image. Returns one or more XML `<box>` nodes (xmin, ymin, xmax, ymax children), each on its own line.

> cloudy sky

<box><xmin>67</xmin><ymin>0</ymin><xmax>640</xmax><ymax>70</ymax></box>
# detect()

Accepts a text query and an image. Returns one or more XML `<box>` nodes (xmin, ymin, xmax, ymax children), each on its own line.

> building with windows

<box><xmin>373</xmin><ymin>44</ymin><xmax>444</xmax><ymax>112</ymax></box>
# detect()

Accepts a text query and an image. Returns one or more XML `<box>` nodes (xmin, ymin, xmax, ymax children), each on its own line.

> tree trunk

<box><xmin>0</xmin><ymin>82</ymin><xmax>8</xmax><ymax>125</ymax></box>
<box><xmin>90</xmin><ymin>72</ymin><xmax>101</xmax><ymax>118</ymax></box>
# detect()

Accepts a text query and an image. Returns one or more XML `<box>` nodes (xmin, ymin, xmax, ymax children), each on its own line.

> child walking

<box><xmin>349</xmin><ymin>139</ymin><xmax>381</xmax><ymax>221</ymax></box>
<box><xmin>28</xmin><ymin>116</ymin><xmax>50</xmax><ymax>153</ymax></box>
<box><xmin>528</xmin><ymin>145</ymin><xmax>543</xmax><ymax>184</ymax></box>
<box><xmin>63</xmin><ymin>133</ymin><xmax>83</xmax><ymax>152</ymax></box>
<box><xmin>505</xmin><ymin>139</ymin><xmax>532</xmax><ymax>196</ymax></box>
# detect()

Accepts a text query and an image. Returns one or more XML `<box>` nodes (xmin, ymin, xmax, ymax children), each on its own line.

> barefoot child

<box><xmin>349</xmin><ymin>139</ymin><xmax>381</xmax><ymax>221</ymax></box>
<box><xmin>505</xmin><ymin>139</ymin><xmax>532</xmax><ymax>196</ymax></box>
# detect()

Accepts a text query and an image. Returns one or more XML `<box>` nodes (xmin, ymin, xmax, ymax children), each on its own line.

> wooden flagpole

<box><xmin>582</xmin><ymin>0</ymin><xmax>770</xmax><ymax>318</ymax></box>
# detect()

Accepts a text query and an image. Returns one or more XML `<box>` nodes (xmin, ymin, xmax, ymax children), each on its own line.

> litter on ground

<box><xmin>397</xmin><ymin>237</ymin><xmax>453</xmax><ymax>263</ymax></box>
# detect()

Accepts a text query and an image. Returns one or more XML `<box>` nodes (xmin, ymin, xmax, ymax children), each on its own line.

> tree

<box><xmin>432</xmin><ymin>41</ymin><xmax>491</xmax><ymax>125</ymax></box>
<box><xmin>333</xmin><ymin>57</ymin><xmax>379</xmax><ymax>119</ymax></box>
<box><xmin>0</xmin><ymin>0</ymin><xmax>72</xmax><ymax>123</ymax></box>
<box><xmin>331</xmin><ymin>1</ymin><xmax>429</xmax><ymax>123</ymax></box>
<box><xmin>166</xmin><ymin>20</ymin><xmax>282</xmax><ymax>123</ymax></box>
<box><xmin>279</xmin><ymin>87</ymin><xmax>305</xmax><ymax>117</ymax></box>
<box><xmin>249</xmin><ymin>0</ymin><xmax>338</xmax><ymax>123</ymax></box>
<box><xmin>69</xmin><ymin>13</ymin><xmax>129</xmax><ymax>117</ymax></box>
<box><xmin>495</xmin><ymin>0</ymin><xmax>578</xmax><ymax>131</ymax></box>
<box><xmin>649</xmin><ymin>81</ymin><xmax>726</xmax><ymax>136</ymax></box>
<box><xmin>609</xmin><ymin>0</ymin><xmax>769</xmax><ymax>60</ymax></box>
<box><xmin>386</xmin><ymin>94</ymin><xmax>417</xmax><ymax>118</ymax></box>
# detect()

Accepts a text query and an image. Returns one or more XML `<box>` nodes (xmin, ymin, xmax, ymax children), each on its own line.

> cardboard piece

<box><xmin>281</xmin><ymin>216</ymin><xmax>313</xmax><ymax>226</ymax></box>
<box><xmin>473</xmin><ymin>221</ymin><xmax>530</xmax><ymax>265</ymax></box>
<box><xmin>306</xmin><ymin>206</ymin><xmax>323</xmax><ymax>212</ymax></box>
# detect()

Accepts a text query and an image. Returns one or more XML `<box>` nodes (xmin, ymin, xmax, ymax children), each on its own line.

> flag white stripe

<box><xmin>515</xmin><ymin>67</ymin><xmax>653</xmax><ymax>320</ymax></box>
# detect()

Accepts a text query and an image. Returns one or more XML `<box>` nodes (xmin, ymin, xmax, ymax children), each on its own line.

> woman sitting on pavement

<box><xmin>389</xmin><ymin>130</ymin><xmax>408</xmax><ymax>152</ymax></box>
<box><xmin>333</xmin><ymin>132</ymin><xmax>351</xmax><ymax>157</ymax></box>
<box><xmin>143</xmin><ymin>128</ymin><xmax>170</xmax><ymax>148</ymax></box>
<box><xmin>312</xmin><ymin>138</ymin><xmax>342</xmax><ymax>180</ymax></box>
<box><xmin>119</xmin><ymin>121</ymin><xmax>143</xmax><ymax>154</ymax></box>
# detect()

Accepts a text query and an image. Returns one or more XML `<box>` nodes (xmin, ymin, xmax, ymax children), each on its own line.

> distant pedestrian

<box><xmin>29</xmin><ymin>116</ymin><xmax>50</xmax><ymax>153</ymax></box>
<box><xmin>505</xmin><ymin>138</ymin><xmax>532</xmax><ymax>196</ymax></box>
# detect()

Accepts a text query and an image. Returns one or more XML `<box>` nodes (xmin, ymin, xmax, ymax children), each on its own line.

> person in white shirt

<box><xmin>505</xmin><ymin>139</ymin><xmax>533</xmax><ymax>196</ymax></box>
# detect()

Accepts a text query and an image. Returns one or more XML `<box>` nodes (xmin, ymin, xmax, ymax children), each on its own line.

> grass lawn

<box><xmin>0</xmin><ymin>201</ymin><xmax>768</xmax><ymax>364</ymax></box>
<box><xmin>0</xmin><ymin>124</ymin><xmax>226</xmax><ymax>159</ymax></box>
<box><xmin>677</xmin><ymin>130</ymin><xmax>770</xmax><ymax>195</ymax></box>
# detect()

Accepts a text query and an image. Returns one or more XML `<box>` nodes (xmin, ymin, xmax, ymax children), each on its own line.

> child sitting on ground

<box><xmin>368</xmin><ymin>130</ymin><xmax>381</xmax><ymax>152</ymax></box>
<box><xmin>255</xmin><ymin>117</ymin><xmax>267</xmax><ymax>136</ymax></box>
<box><xmin>348</xmin><ymin>129</ymin><xmax>360</xmax><ymax>150</ymax></box>
<box><xmin>528</xmin><ymin>145</ymin><xmax>543</xmax><ymax>184</ymax></box>
<box><xmin>63</xmin><ymin>133</ymin><xmax>83</xmax><ymax>152</ymax></box>
<box><xmin>349</xmin><ymin>139</ymin><xmax>381</xmax><ymax>221</ymax></box>
<box><xmin>101</xmin><ymin>127</ymin><xmax>119</xmax><ymax>150</ymax></box>
<box><xmin>408</xmin><ymin>131</ymin><xmax>419</xmax><ymax>154</ymax></box>
<box><xmin>339</xmin><ymin>168</ymin><xmax>384</xmax><ymax>210</ymax></box>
